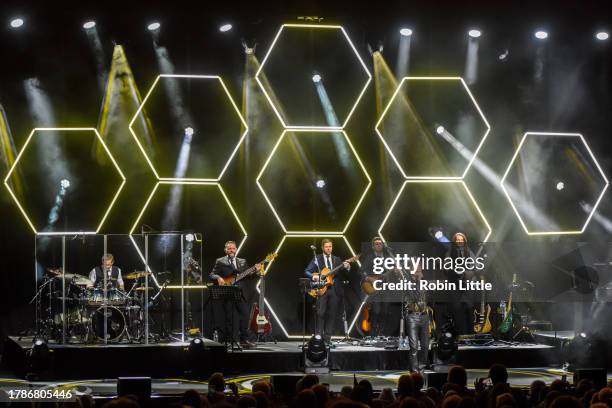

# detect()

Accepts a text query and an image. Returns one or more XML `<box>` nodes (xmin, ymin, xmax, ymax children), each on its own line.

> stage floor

<box><xmin>3</xmin><ymin>336</ymin><xmax>560</xmax><ymax>381</ymax></box>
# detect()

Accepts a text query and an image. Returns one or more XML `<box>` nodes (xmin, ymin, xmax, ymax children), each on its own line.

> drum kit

<box><xmin>33</xmin><ymin>268</ymin><xmax>163</xmax><ymax>343</ymax></box>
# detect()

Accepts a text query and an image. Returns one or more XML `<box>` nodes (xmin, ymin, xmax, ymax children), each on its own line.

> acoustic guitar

<box><xmin>217</xmin><ymin>253</ymin><xmax>278</xmax><ymax>286</ymax></box>
<box><xmin>307</xmin><ymin>254</ymin><xmax>360</xmax><ymax>298</ymax></box>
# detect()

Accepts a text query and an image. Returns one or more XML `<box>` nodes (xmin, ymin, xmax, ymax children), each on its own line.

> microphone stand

<box><xmin>312</xmin><ymin>247</ymin><xmax>322</xmax><ymax>338</ymax></box>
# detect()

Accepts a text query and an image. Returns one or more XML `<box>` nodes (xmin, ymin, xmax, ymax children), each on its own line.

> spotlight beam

<box><xmin>500</xmin><ymin>132</ymin><xmax>609</xmax><ymax>235</ymax></box>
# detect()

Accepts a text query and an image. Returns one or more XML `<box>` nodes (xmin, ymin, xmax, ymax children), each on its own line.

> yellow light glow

<box><xmin>128</xmin><ymin>180</ymin><xmax>248</xmax><ymax>289</ymax></box>
<box><xmin>128</xmin><ymin>74</ymin><xmax>248</xmax><ymax>182</ymax></box>
<box><xmin>378</xmin><ymin>179</ymin><xmax>492</xmax><ymax>243</ymax></box>
<box><xmin>500</xmin><ymin>132</ymin><xmax>609</xmax><ymax>235</ymax></box>
<box><xmin>256</xmin><ymin>129</ymin><xmax>371</xmax><ymax>234</ymax></box>
<box><xmin>375</xmin><ymin>76</ymin><xmax>490</xmax><ymax>179</ymax></box>
<box><xmin>3</xmin><ymin>127</ymin><xmax>126</xmax><ymax>235</ymax></box>
<box><xmin>255</xmin><ymin>23</ymin><xmax>371</xmax><ymax>129</ymax></box>
<box><xmin>257</xmin><ymin>233</ymin><xmax>359</xmax><ymax>339</ymax></box>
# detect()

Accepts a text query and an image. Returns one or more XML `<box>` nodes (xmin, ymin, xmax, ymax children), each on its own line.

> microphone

<box><xmin>310</xmin><ymin>245</ymin><xmax>317</xmax><ymax>251</ymax></box>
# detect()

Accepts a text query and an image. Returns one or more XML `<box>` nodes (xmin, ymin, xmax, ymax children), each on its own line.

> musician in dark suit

<box><xmin>209</xmin><ymin>240</ymin><xmax>261</xmax><ymax>348</ymax></box>
<box><xmin>304</xmin><ymin>239</ymin><xmax>351</xmax><ymax>340</ymax></box>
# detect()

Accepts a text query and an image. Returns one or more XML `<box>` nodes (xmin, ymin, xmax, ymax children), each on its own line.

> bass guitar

<box><xmin>249</xmin><ymin>263</ymin><xmax>273</xmax><ymax>335</ymax></box>
<box><xmin>308</xmin><ymin>254</ymin><xmax>360</xmax><ymax>298</ymax></box>
<box><xmin>217</xmin><ymin>253</ymin><xmax>278</xmax><ymax>286</ymax></box>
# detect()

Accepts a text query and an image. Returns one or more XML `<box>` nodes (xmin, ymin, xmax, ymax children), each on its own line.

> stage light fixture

<box><xmin>312</xmin><ymin>73</ymin><xmax>322</xmax><ymax>83</ymax></box>
<box><xmin>435</xmin><ymin>327</ymin><xmax>457</xmax><ymax>362</ymax></box>
<box><xmin>535</xmin><ymin>30</ymin><xmax>548</xmax><ymax>39</ymax></box>
<box><xmin>184</xmin><ymin>126</ymin><xmax>194</xmax><ymax>137</ymax></box>
<box><xmin>315</xmin><ymin>179</ymin><xmax>326</xmax><ymax>188</ymax></box>
<box><xmin>434</xmin><ymin>230</ymin><xmax>444</xmax><ymax>240</ymax></box>
<box><xmin>60</xmin><ymin>179</ymin><xmax>71</xmax><ymax>189</ymax></box>
<box><xmin>468</xmin><ymin>29</ymin><xmax>481</xmax><ymax>38</ymax></box>
<box><xmin>28</xmin><ymin>338</ymin><xmax>51</xmax><ymax>373</ymax></box>
<box><xmin>147</xmin><ymin>22</ymin><xmax>161</xmax><ymax>31</ymax></box>
<box><xmin>556</xmin><ymin>181</ymin><xmax>565</xmax><ymax>191</ymax></box>
<box><xmin>436</xmin><ymin>125</ymin><xmax>445</xmax><ymax>135</ymax></box>
<box><xmin>185</xmin><ymin>233</ymin><xmax>195</xmax><ymax>242</ymax></box>
<box><xmin>499</xmin><ymin>50</ymin><xmax>509</xmax><ymax>60</ymax></box>
<box><xmin>219</xmin><ymin>23</ymin><xmax>232</xmax><ymax>32</ymax></box>
<box><xmin>596</xmin><ymin>31</ymin><xmax>609</xmax><ymax>41</ymax></box>
<box><xmin>399</xmin><ymin>28</ymin><xmax>413</xmax><ymax>37</ymax></box>
<box><xmin>304</xmin><ymin>334</ymin><xmax>330</xmax><ymax>373</ymax></box>
<box><xmin>10</xmin><ymin>18</ymin><xmax>24</xmax><ymax>28</ymax></box>
<box><xmin>83</xmin><ymin>21</ymin><xmax>96</xmax><ymax>29</ymax></box>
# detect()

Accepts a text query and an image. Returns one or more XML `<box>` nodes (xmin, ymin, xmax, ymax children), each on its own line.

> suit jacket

<box><xmin>210</xmin><ymin>256</ymin><xmax>249</xmax><ymax>284</ymax></box>
<box><xmin>304</xmin><ymin>253</ymin><xmax>348</xmax><ymax>296</ymax></box>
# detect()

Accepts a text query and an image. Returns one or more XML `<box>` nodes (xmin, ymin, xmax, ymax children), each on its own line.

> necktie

<box><xmin>327</xmin><ymin>255</ymin><xmax>332</xmax><ymax>269</ymax></box>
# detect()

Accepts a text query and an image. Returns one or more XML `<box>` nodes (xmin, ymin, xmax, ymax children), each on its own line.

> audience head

<box><xmin>398</xmin><ymin>373</ymin><xmax>415</xmax><ymax>398</ymax></box>
<box><xmin>208</xmin><ymin>372</ymin><xmax>225</xmax><ymax>393</ymax></box>
<box><xmin>489</xmin><ymin>364</ymin><xmax>509</xmax><ymax>385</ymax></box>
<box><xmin>448</xmin><ymin>366</ymin><xmax>468</xmax><ymax>388</ymax></box>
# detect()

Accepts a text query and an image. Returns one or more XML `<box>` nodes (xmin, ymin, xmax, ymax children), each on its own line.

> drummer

<box><xmin>88</xmin><ymin>254</ymin><xmax>124</xmax><ymax>290</ymax></box>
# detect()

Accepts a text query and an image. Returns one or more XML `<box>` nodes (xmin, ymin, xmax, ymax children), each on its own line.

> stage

<box><xmin>2</xmin><ymin>336</ymin><xmax>559</xmax><ymax>381</ymax></box>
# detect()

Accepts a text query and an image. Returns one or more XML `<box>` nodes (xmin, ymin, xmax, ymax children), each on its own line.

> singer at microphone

<box><xmin>88</xmin><ymin>253</ymin><xmax>124</xmax><ymax>290</ymax></box>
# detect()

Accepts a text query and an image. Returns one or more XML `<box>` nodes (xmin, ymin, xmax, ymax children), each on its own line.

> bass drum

<box><xmin>91</xmin><ymin>306</ymin><xmax>126</xmax><ymax>342</ymax></box>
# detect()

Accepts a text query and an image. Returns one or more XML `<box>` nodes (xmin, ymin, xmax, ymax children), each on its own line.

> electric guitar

<box><xmin>498</xmin><ymin>274</ymin><xmax>516</xmax><ymax>334</ymax></box>
<box><xmin>217</xmin><ymin>253</ymin><xmax>278</xmax><ymax>286</ymax></box>
<box><xmin>473</xmin><ymin>278</ymin><xmax>492</xmax><ymax>334</ymax></box>
<box><xmin>307</xmin><ymin>254</ymin><xmax>360</xmax><ymax>298</ymax></box>
<box><xmin>249</xmin><ymin>264</ymin><xmax>273</xmax><ymax>335</ymax></box>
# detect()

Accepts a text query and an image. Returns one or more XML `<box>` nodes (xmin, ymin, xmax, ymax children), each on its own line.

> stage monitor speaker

<box><xmin>118</xmin><ymin>377</ymin><xmax>151</xmax><ymax>402</ymax></box>
<box><xmin>573</xmin><ymin>368</ymin><xmax>606</xmax><ymax>390</ymax></box>
<box><xmin>271</xmin><ymin>375</ymin><xmax>301</xmax><ymax>397</ymax></box>
<box><xmin>426</xmin><ymin>372</ymin><xmax>448</xmax><ymax>390</ymax></box>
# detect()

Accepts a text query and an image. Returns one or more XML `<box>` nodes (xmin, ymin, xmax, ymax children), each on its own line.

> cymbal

<box><xmin>53</xmin><ymin>273</ymin><xmax>93</xmax><ymax>286</ymax></box>
<box><xmin>126</xmin><ymin>271</ymin><xmax>151</xmax><ymax>280</ymax></box>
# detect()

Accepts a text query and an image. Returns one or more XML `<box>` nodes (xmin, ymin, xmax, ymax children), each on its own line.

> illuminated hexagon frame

<box><xmin>128</xmin><ymin>74</ymin><xmax>248</xmax><ymax>182</ymax></box>
<box><xmin>3</xmin><ymin>127</ymin><xmax>126</xmax><ymax>235</ymax></box>
<box><xmin>255</xmin><ymin>24</ymin><xmax>372</xmax><ymax>130</ymax></box>
<box><xmin>128</xmin><ymin>180</ymin><xmax>248</xmax><ymax>289</ymax></box>
<box><xmin>341</xmin><ymin>179</ymin><xmax>494</xmax><ymax>336</ymax></box>
<box><xmin>375</xmin><ymin>77</ymin><xmax>491</xmax><ymax>180</ymax></box>
<box><xmin>500</xmin><ymin>132</ymin><xmax>609</xmax><ymax>236</ymax></box>
<box><xmin>257</xmin><ymin>233</ymin><xmax>359</xmax><ymax>339</ymax></box>
<box><xmin>256</xmin><ymin>129</ymin><xmax>372</xmax><ymax>235</ymax></box>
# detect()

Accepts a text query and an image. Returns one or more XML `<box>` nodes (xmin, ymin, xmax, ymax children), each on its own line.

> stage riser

<box><xmin>3</xmin><ymin>337</ymin><xmax>561</xmax><ymax>380</ymax></box>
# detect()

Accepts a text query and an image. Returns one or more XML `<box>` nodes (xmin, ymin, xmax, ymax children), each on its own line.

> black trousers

<box><xmin>218</xmin><ymin>295</ymin><xmax>250</xmax><ymax>342</ymax></box>
<box><xmin>407</xmin><ymin>312</ymin><xmax>430</xmax><ymax>372</ymax></box>
<box><xmin>316</xmin><ymin>289</ymin><xmax>342</xmax><ymax>337</ymax></box>
<box><xmin>366</xmin><ymin>298</ymin><xmax>387</xmax><ymax>337</ymax></box>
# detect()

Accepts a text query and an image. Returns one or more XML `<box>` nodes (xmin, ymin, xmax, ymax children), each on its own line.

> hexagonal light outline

<box><xmin>256</xmin><ymin>129</ymin><xmax>372</xmax><ymax>235</ymax></box>
<box><xmin>128</xmin><ymin>180</ymin><xmax>248</xmax><ymax>289</ymax></box>
<box><xmin>3</xmin><ymin>127</ymin><xmax>126</xmax><ymax>235</ymax></box>
<box><xmin>500</xmin><ymin>132</ymin><xmax>609</xmax><ymax>235</ymax></box>
<box><xmin>378</xmin><ymin>179</ymin><xmax>492</xmax><ymax>243</ymax></box>
<box><xmin>257</xmin><ymin>233</ymin><xmax>359</xmax><ymax>339</ymax></box>
<box><xmin>128</xmin><ymin>74</ymin><xmax>248</xmax><ymax>182</ymax></box>
<box><xmin>255</xmin><ymin>23</ymin><xmax>372</xmax><ymax>130</ymax></box>
<box><xmin>375</xmin><ymin>76</ymin><xmax>491</xmax><ymax>180</ymax></box>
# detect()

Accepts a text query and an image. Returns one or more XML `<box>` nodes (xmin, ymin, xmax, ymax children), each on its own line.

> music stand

<box><xmin>210</xmin><ymin>285</ymin><xmax>244</xmax><ymax>351</ymax></box>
